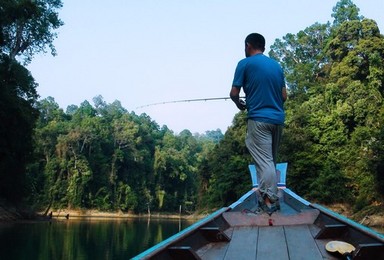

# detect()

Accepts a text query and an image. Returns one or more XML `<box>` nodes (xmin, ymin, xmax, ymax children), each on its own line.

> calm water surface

<box><xmin>0</xmin><ymin>218</ymin><xmax>382</xmax><ymax>259</ymax></box>
<box><xmin>0</xmin><ymin>217</ymin><xmax>195</xmax><ymax>260</ymax></box>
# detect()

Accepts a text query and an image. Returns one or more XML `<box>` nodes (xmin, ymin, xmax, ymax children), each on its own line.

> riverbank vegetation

<box><xmin>1</xmin><ymin>1</ymin><xmax>383</xmax><ymax>224</ymax></box>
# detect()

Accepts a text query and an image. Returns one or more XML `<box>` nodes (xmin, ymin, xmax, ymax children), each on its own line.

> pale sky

<box><xmin>28</xmin><ymin>0</ymin><xmax>384</xmax><ymax>134</ymax></box>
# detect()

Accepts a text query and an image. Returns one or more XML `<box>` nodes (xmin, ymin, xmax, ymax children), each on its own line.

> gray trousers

<box><xmin>245</xmin><ymin>120</ymin><xmax>283</xmax><ymax>202</ymax></box>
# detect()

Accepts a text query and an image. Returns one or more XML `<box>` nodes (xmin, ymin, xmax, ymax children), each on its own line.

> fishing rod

<box><xmin>136</xmin><ymin>96</ymin><xmax>246</xmax><ymax>109</ymax></box>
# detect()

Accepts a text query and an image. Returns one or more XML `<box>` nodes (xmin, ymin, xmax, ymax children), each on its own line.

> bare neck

<box><xmin>250</xmin><ymin>49</ymin><xmax>263</xmax><ymax>56</ymax></box>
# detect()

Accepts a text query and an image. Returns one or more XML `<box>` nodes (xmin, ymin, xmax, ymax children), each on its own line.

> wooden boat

<box><xmin>133</xmin><ymin>163</ymin><xmax>384</xmax><ymax>259</ymax></box>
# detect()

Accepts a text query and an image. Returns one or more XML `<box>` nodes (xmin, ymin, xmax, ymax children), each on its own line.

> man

<box><xmin>230</xmin><ymin>33</ymin><xmax>287</xmax><ymax>214</ymax></box>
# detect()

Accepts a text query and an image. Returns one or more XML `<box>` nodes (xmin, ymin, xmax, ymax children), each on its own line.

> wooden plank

<box><xmin>223</xmin><ymin>209</ymin><xmax>319</xmax><ymax>227</ymax></box>
<box><xmin>133</xmin><ymin>207</ymin><xmax>230</xmax><ymax>259</ymax></box>
<box><xmin>199</xmin><ymin>227</ymin><xmax>230</xmax><ymax>242</ymax></box>
<box><xmin>309</xmin><ymin>225</ymin><xmax>339</xmax><ymax>259</ymax></box>
<box><xmin>197</xmin><ymin>228</ymin><xmax>233</xmax><ymax>260</ymax></box>
<box><xmin>312</xmin><ymin>239</ymin><xmax>340</xmax><ymax>260</ymax></box>
<box><xmin>257</xmin><ymin>226</ymin><xmax>289</xmax><ymax>260</ymax></box>
<box><xmin>308</xmin><ymin>223</ymin><xmax>321</xmax><ymax>237</ymax></box>
<box><xmin>279</xmin><ymin>200</ymin><xmax>299</xmax><ymax>215</ymax></box>
<box><xmin>197</xmin><ymin>242</ymin><xmax>229</xmax><ymax>260</ymax></box>
<box><xmin>168</xmin><ymin>246</ymin><xmax>201</xmax><ymax>260</ymax></box>
<box><xmin>315</xmin><ymin>224</ymin><xmax>347</xmax><ymax>239</ymax></box>
<box><xmin>284</xmin><ymin>225</ymin><xmax>323</xmax><ymax>260</ymax></box>
<box><xmin>223</xmin><ymin>227</ymin><xmax>234</xmax><ymax>240</ymax></box>
<box><xmin>312</xmin><ymin>203</ymin><xmax>384</xmax><ymax>243</ymax></box>
<box><xmin>353</xmin><ymin>243</ymin><xmax>384</xmax><ymax>259</ymax></box>
<box><xmin>224</xmin><ymin>226</ymin><xmax>258</xmax><ymax>260</ymax></box>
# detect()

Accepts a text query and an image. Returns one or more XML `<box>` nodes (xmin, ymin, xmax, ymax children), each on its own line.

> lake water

<box><xmin>0</xmin><ymin>217</ymin><xmax>195</xmax><ymax>260</ymax></box>
<box><xmin>0</xmin><ymin>217</ymin><xmax>382</xmax><ymax>259</ymax></box>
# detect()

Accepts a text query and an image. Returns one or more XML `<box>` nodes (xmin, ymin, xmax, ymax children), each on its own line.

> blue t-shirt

<box><xmin>232</xmin><ymin>53</ymin><xmax>285</xmax><ymax>125</ymax></box>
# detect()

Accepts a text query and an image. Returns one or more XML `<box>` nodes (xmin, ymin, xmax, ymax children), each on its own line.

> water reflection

<box><xmin>0</xmin><ymin>217</ymin><xmax>194</xmax><ymax>260</ymax></box>
<box><xmin>1</xmin><ymin>218</ymin><xmax>382</xmax><ymax>259</ymax></box>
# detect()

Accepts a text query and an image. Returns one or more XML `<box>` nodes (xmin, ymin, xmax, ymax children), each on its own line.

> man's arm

<box><xmin>282</xmin><ymin>86</ymin><xmax>287</xmax><ymax>102</ymax></box>
<box><xmin>230</xmin><ymin>86</ymin><xmax>246</xmax><ymax>110</ymax></box>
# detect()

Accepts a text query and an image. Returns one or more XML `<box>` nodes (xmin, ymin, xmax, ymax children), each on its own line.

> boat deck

<box><xmin>134</xmin><ymin>188</ymin><xmax>384</xmax><ymax>259</ymax></box>
<box><xmin>197</xmin><ymin>225</ymin><xmax>334</xmax><ymax>259</ymax></box>
<box><xmin>196</xmin><ymin>196</ymin><xmax>338</xmax><ymax>260</ymax></box>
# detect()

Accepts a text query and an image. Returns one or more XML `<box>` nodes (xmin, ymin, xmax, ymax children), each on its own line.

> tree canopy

<box><xmin>1</xmin><ymin>0</ymin><xmax>384</xmax><ymax>216</ymax></box>
<box><xmin>27</xmin><ymin>96</ymin><xmax>222</xmax><ymax>213</ymax></box>
<box><xmin>269</xmin><ymin>0</ymin><xmax>384</xmax><ymax>207</ymax></box>
<box><xmin>0</xmin><ymin>0</ymin><xmax>63</xmax><ymax>63</ymax></box>
<box><xmin>0</xmin><ymin>0</ymin><xmax>63</xmax><ymax>203</ymax></box>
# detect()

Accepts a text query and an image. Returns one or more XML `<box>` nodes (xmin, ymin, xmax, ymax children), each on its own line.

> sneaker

<box><xmin>266</xmin><ymin>203</ymin><xmax>278</xmax><ymax>216</ymax></box>
<box><xmin>265</xmin><ymin>194</ymin><xmax>280</xmax><ymax>211</ymax></box>
<box><xmin>253</xmin><ymin>206</ymin><xmax>265</xmax><ymax>215</ymax></box>
<box><xmin>256</xmin><ymin>193</ymin><xmax>268</xmax><ymax>211</ymax></box>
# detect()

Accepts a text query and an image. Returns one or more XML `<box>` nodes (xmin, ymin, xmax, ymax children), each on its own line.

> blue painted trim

<box><xmin>248</xmin><ymin>164</ymin><xmax>258</xmax><ymax>187</ymax></box>
<box><xmin>312</xmin><ymin>203</ymin><xmax>384</xmax><ymax>242</ymax></box>
<box><xmin>283</xmin><ymin>188</ymin><xmax>311</xmax><ymax>206</ymax></box>
<box><xmin>276</xmin><ymin>162</ymin><xmax>287</xmax><ymax>186</ymax></box>
<box><xmin>249</xmin><ymin>162</ymin><xmax>288</xmax><ymax>188</ymax></box>
<box><xmin>229</xmin><ymin>189</ymin><xmax>255</xmax><ymax>209</ymax></box>
<box><xmin>133</xmin><ymin>189</ymin><xmax>256</xmax><ymax>259</ymax></box>
<box><xmin>131</xmin><ymin>207</ymin><xmax>229</xmax><ymax>259</ymax></box>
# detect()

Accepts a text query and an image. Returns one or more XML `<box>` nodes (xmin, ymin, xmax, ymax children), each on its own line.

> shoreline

<box><xmin>326</xmin><ymin>203</ymin><xmax>384</xmax><ymax>229</ymax></box>
<box><xmin>42</xmin><ymin>207</ymin><xmax>384</xmax><ymax>229</ymax></box>
<box><xmin>1</xmin><ymin>205</ymin><xmax>383</xmax><ymax>231</ymax></box>
<box><xmin>43</xmin><ymin>209</ymin><xmax>207</xmax><ymax>221</ymax></box>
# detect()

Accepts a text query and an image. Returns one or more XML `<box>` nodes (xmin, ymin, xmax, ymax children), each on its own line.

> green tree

<box><xmin>331</xmin><ymin>0</ymin><xmax>362</xmax><ymax>27</ymax></box>
<box><xmin>324</xmin><ymin>17</ymin><xmax>384</xmax><ymax>205</ymax></box>
<box><xmin>0</xmin><ymin>0</ymin><xmax>63</xmax><ymax>63</ymax></box>
<box><xmin>25</xmin><ymin>0</ymin><xmax>384</xmax><ymax>214</ymax></box>
<box><xmin>30</xmin><ymin>98</ymin><xmax>151</xmax><ymax>212</ymax></box>
<box><xmin>0</xmin><ymin>56</ymin><xmax>39</xmax><ymax>202</ymax></box>
<box><xmin>201</xmin><ymin>112</ymin><xmax>251</xmax><ymax>208</ymax></box>
<box><xmin>0</xmin><ymin>0</ymin><xmax>63</xmax><ymax>204</ymax></box>
<box><xmin>27</xmin><ymin>97</ymin><xmax>68</xmax><ymax>209</ymax></box>
<box><xmin>270</xmin><ymin>0</ymin><xmax>384</xmax><ymax>207</ymax></box>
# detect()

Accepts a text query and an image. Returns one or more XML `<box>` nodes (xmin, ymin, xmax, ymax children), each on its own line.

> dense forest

<box><xmin>1</xmin><ymin>0</ymin><xmax>383</xmax><ymax>217</ymax></box>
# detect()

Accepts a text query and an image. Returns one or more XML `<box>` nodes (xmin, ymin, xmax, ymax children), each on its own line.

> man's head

<box><xmin>245</xmin><ymin>33</ymin><xmax>265</xmax><ymax>57</ymax></box>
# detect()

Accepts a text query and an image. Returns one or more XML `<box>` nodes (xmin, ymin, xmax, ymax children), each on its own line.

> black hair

<box><xmin>245</xmin><ymin>33</ymin><xmax>265</xmax><ymax>52</ymax></box>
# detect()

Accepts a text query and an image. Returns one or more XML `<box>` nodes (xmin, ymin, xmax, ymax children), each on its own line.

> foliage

<box><xmin>0</xmin><ymin>0</ymin><xmax>63</xmax><ymax>205</ymax></box>
<box><xmin>199</xmin><ymin>112</ymin><xmax>251</xmax><ymax>208</ymax></box>
<box><xmin>0</xmin><ymin>55</ymin><xmax>39</xmax><ymax>202</ymax></box>
<box><xmin>195</xmin><ymin>0</ymin><xmax>383</xmax><ymax>212</ymax></box>
<box><xmin>270</xmin><ymin>0</ymin><xmax>384</xmax><ymax>209</ymax></box>
<box><xmin>199</xmin><ymin>0</ymin><xmax>384</xmax><ymax>210</ymax></box>
<box><xmin>0</xmin><ymin>0</ymin><xmax>63</xmax><ymax>63</ymax></box>
<box><xmin>26</xmin><ymin>96</ymin><xmax>223</xmax><ymax>212</ymax></box>
<box><xmin>2</xmin><ymin>0</ymin><xmax>384</xmax><ymax>214</ymax></box>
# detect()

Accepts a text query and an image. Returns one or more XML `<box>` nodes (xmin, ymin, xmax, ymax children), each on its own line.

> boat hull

<box><xmin>133</xmin><ymin>188</ymin><xmax>384</xmax><ymax>259</ymax></box>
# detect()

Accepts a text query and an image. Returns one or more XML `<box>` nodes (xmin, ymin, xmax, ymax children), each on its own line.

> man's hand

<box><xmin>230</xmin><ymin>86</ymin><xmax>246</xmax><ymax>111</ymax></box>
<box><xmin>237</xmin><ymin>99</ymin><xmax>246</xmax><ymax>110</ymax></box>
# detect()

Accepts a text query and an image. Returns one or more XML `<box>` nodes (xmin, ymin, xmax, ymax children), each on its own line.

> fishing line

<box><xmin>136</xmin><ymin>96</ymin><xmax>246</xmax><ymax>109</ymax></box>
